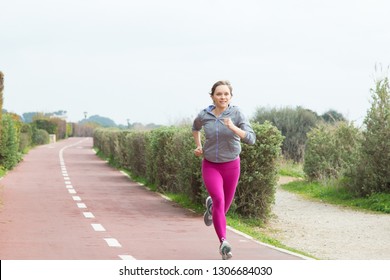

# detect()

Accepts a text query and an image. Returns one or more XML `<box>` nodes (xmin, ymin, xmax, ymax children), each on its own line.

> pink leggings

<box><xmin>202</xmin><ymin>157</ymin><xmax>241</xmax><ymax>242</ymax></box>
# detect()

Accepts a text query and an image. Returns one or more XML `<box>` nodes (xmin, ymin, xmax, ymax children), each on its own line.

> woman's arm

<box><xmin>223</xmin><ymin>118</ymin><xmax>247</xmax><ymax>139</ymax></box>
<box><xmin>192</xmin><ymin>130</ymin><xmax>203</xmax><ymax>157</ymax></box>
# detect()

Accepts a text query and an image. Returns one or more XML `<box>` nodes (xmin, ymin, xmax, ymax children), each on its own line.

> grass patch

<box><xmin>277</xmin><ymin>159</ymin><xmax>305</xmax><ymax>178</ymax></box>
<box><xmin>0</xmin><ymin>167</ymin><xmax>7</xmax><ymax>178</ymax></box>
<box><xmin>281</xmin><ymin>180</ymin><xmax>390</xmax><ymax>214</ymax></box>
<box><xmin>164</xmin><ymin>193</ymin><xmax>204</xmax><ymax>213</ymax></box>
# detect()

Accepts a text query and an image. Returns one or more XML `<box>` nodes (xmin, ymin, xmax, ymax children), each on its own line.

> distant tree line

<box><xmin>252</xmin><ymin>106</ymin><xmax>346</xmax><ymax>163</ymax></box>
<box><xmin>0</xmin><ymin>70</ymin><xmax>161</xmax><ymax>174</ymax></box>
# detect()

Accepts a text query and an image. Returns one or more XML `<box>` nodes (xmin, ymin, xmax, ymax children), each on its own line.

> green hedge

<box><xmin>0</xmin><ymin>114</ymin><xmax>22</xmax><ymax>170</ymax></box>
<box><xmin>93</xmin><ymin>122</ymin><xmax>283</xmax><ymax>220</ymax></box>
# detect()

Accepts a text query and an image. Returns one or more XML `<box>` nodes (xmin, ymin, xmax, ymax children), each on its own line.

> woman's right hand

<box><xmin>194</xmin><ymin>146</ymin><xmax>203</xmax><ymax>157</ymax></box>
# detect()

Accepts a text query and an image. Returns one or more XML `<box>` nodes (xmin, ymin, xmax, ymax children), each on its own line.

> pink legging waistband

<box><xmin>202</xmin><ymin>157</ymin><xmax>240</xmax><ymax>242</ymax></box>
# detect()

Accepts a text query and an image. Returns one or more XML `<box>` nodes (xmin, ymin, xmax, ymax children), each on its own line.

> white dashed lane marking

<box><xmin>83</xmin><ymin>212</ymin><xmax>95</xmax><ymax>218</ymax></box>
<box><xmin>119</xmin><ymin>255</ymin><xmax>137</xmax><ymax>260</ymax></box>
<box><xmin>77</xmin><ymin>203</ymin><xmax>87</xmax><ymax>209</ymax></box>
<box><xmin>91</xmin><ymin>224</ymin><xmax>106</xmax><ymax>232</ymax></box>
<box><xmin>104</xmin><ymin>238</ymin><xmax>122</xmax><ymax>248</ymax></box>
<box><xmin>60</xmin><ymin>139</ymin><xmax>131</xmax><ymax>259</ymax></box>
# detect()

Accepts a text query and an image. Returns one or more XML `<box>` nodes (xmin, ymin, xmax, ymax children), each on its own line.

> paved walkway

<box><xmin>0</xmin><ymin>137</ymin><xmax>305</xmax><ymax>260</ymax></box>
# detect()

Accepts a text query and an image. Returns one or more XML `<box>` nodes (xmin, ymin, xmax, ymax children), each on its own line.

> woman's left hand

<box><xmin>223</xmin><ymin>118</ymin><xmax>235</xmax><ymax>129</ymax></box>
<box><xmin>223</xmin><ymin>118</ymin><xmax>247</xmax><ymax>139</ymax></box>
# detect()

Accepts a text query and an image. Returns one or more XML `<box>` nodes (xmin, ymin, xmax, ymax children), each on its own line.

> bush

<box><xmin>0</xmin><ymin>114</ymin><xmax>22</xmax><ymax>169</ymax></box>
<box><xmin>145</xmin><ymin>127</ymin><xmax>177</xmax><ymax>191</ymax></box>
<box><xmin>124</xmin><ymin>130</ymin><xmax>149</xmax><ymax>178</ymax></box>
<box><xmin>304</xmin><ymin>121</ymin><xmax>361</xmax><ymax>181</ymax></box>
<box><xmin>33</xmin><ymin>119</ymin><xmax>57</xmax><ymax>135</ymax></box>
<box><xmin>347</xmin><ymin>77</ymin><xmax>390</xmax><ymax>195</ymax></box>
<box><xmin>235</xmin><ymin>121</ymin><xmax>284</xmax><ymax>219</ymax></box>
<box><xmin>19</xmin><ymin>123</ymin><xmax>33</xmax><ymax>152</ymax></box>
<box><xmin>32</xmin><ymin>128</ymin><xmax>50</xmax><ymax>145</ymax></box>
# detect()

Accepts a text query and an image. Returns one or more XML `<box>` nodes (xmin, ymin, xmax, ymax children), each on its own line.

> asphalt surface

<box><xmin>0</xmin><ymin>137</ymin><xmax>305</xmax><ymax>260</ymax></box>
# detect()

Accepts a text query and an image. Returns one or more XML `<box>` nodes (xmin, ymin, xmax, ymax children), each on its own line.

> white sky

<box><xmin>1</xmin><ymin>0</ymin><xmax>390</xmax><ymax>126</ymax></box>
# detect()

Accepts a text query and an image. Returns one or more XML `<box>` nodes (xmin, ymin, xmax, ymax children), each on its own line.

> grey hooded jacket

<box><xmin>192</xmin><ymin>105</ymin><xmax>256</xmax><ymax>163</ymax></box>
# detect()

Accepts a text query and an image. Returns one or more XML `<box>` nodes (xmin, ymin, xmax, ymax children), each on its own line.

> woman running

<box><xmin>192</xmin><ymin>80</ymin><xmax>256</xmax><ymax>259</ymax></box>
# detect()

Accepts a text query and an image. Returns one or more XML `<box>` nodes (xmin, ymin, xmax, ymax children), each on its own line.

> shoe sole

<box><xmin>204</xmin><ymin>196</ymin><xmax>213</xmax><ymax>226</ymax></box>
<box><xmin>222</xmin><ymin>252</ymin><xmax>233</xmax><ymax>260</ymax></box>
<box><xmin>203</xmin><ymin>211</ymin><xmax>213</xmax><ymax>226</ymax></box>
<box><xmin>220</xmin><ymin>243</ymin><xmax>233</xmax><ymax>260</ymax></box>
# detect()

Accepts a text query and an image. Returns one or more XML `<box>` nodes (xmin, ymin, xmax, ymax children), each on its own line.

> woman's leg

<box><xmin>220</xmin><ymin>158</ymin><xmax>241</xmax><ymax>215</ymax></box>
<box><xmin>202</xmin><ymin>158</ymin><xmax>241</xmax><ymax>242</ymax></box>
<box><xmin>202</xmin><ymin>160</ymin><xmax>226</xmax><ymax>241</ymax></box>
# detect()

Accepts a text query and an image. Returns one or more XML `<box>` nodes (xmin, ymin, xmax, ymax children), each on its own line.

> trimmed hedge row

<box><xmin>93</xmin><ymin>121</ymin><xmax>283</xmax><ymax>220</ymax></box>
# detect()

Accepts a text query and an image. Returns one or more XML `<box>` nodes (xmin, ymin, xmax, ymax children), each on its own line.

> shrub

<box><xmin>347</xmin><ymin>77</ymin><xmax>390</xmax><ymax>195</ymax></box>
<box><xmin>304</xmin><ymin>121</ymin><xmax>361</xmax><ymax>181</ymax></box>
<box><xmin>33</xmin><ymin>119</ymin><xmax>57</xmax><ymax>135</ymax></box>
<box><xmin>145</xmin><ymin>127</ymin><xmax>179</xmax><ymax>192</ymax></box>
<box><xmin>32</xmin><ymin>128</ymin><xmax>50</xmax><ymax>145</ymax></box>
<box><xmin>124</xmin><ymin>130</ymin><xmax>149</xmax><ymax>178</ymax></box>
<box><xmin>235</xmin><ymin>121</ymin><xmax>284</xmax><ymax>219</ymax></box>
<box><xmin>0</xmin><ymin>114</ymin><xmax>22</xmax><ymax>169</ymax></box>
<box><xmin>19</xmin><ymin>123</ymin><xmax>33</xmax><ymax>152</ymax></box>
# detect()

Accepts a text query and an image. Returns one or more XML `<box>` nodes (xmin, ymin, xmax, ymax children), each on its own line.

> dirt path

<box><xmin>264</xmin><ymin>176</ymin><xmax>390</xmax><ymax>260</ymax></box>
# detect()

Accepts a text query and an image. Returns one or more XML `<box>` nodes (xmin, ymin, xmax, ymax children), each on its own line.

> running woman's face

<box><xmin>211</xmin><ymin>85</ymin><xmax>232</xmax><ymax>109</ymax></box>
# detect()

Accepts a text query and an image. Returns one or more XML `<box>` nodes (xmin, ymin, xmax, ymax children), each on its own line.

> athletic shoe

<box><xmin>203</xmin><ymin>196</ymin><xmax>213</xmax><ymax>226</ymax></box>
<box><xmin>219</xmin><ymin>240</ymin><xmax>233</xmax><ymax>260</ymax></box>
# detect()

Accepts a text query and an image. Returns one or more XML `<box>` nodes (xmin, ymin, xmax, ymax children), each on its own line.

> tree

<box><xmin>79</xmin><ymin>115</ymin><xmax>116</xmax><ymax>127</ymax></box>
<box><xmin>347</xmin><ymin>76</ymin><xmax>390</xmax><ymax>195</ymax></box>
<box><xmin>252</xmin><ymin>106</ymin><xmax>319</xmax><ymax>162</ymax></box>
<box><xmin>23</xmin><ymin>111</ymin><xmax>67</xmax><ymax>123</ymax></box>
<box><xmin>321</xmin><ymin>109</ymin><xmax>346</xmax><ymax>123</ymax></box>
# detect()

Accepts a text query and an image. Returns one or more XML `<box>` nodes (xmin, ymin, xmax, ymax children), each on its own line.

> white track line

<box><xmin>77</xmin><ymin>203</ymin><xmax>87</xmax><ymax>209</ymax></box>
<box><xmin>83</xmin><ymin>212</ymin><xmax>95</xmax><ymax>218</ymax></box>
<box><xmin>60</xmin><ymin>139</ymin><xmax>132</xmax><ymax>259</ymax></box>
<box><xmin>119</xmin><ymin>255</ymin><xmax>137</xmax><ymax>260</ymax></box>
<box><xmin>104</xmin><ymin>238</ymin><xmax>122</xmax><ymax>248</ymax></box>
<box><xmin>91</xmin><ymin>224</ymin><xmax>106</xmax><ymax>232</ymax></box>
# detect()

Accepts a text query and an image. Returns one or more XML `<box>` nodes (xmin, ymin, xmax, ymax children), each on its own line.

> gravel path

<box><xmin>263</xmin><ymin>177</ymin><xmax>390</xmax><ymax>260</ymax></box>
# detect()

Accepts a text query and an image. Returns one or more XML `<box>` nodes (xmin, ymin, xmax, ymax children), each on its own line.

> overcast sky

<box><xmin>1</xmin><ymin>0</ymin><xmax>390</xmax><ymax>126</ymax></box>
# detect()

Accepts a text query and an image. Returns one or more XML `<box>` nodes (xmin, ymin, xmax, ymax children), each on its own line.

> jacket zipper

<box><xmin>215</xmin><ymin>118</ymin><xmax>219</xmax><ymax>162</ymax></box>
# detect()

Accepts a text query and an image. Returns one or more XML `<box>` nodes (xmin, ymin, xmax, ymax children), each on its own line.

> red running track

<box><xmin>0</xmin><ymin>137</ymin><xmax>305</xmax><ymax>260</ymax></box>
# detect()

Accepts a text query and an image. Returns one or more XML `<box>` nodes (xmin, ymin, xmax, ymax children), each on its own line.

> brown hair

<box><xmin>210</xmin><ymin>80</ymin><xmax>233</xmax><ymax>96</ymax></box>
